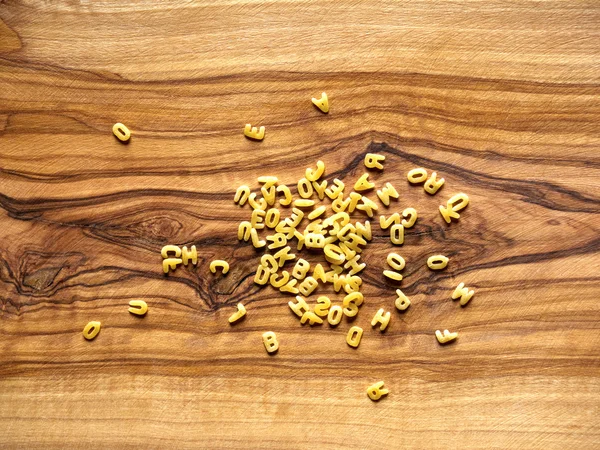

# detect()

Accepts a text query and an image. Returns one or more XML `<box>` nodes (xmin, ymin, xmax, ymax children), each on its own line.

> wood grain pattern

<box><xmin>1</xmin><ymin>1</ymin><xmax>599</xmax><ymax>448</ymax></box>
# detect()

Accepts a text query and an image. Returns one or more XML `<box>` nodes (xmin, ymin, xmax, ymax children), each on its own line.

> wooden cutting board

<box><xmin>0</xmin><ymin>1</ymin><xmax>599</xmax><ymax>448</ymax></box>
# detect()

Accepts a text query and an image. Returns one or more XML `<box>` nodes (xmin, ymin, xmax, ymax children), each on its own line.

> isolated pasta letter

<box><xmin>364</xmin><ymin>153</ymin><xmax>385</xmax><ymax>170</ymax></box>
<box><xmin>228</xmin><ymin>303</ymin><xmax>246</xmax><ymax>323</ymax></box>
<box><xmin>395</xmin><ymin>289</ymin><xmax>411</xmax><ymax>311</ymax></box>
<box><xmin>346</xmin><ymin>326</ymin><xmax>363</xmax><ymax>348</ymax></box>
<box><xmin>427</xmin><ymin>255</ymin><xmax>449</xmax><ymax>270</ymax></box>
<box><xmin>386</xmin><ymin>253</ymin><xmax>406</xmax><ymax>271</ymax></box>
<box><xmin>439</xmin><ymin>193</ymin><xmax>470</xmax><ymax>223</ymax></box>
<box><xmin>436</xmin><ymin>329</ymin><xmax>458</xmax><ymax>344</ymax></box>
<box><xmin>262</xmin><ymin>331</ymin><xmax>279</xmax><ymax>353</ymax></box>
<box><xmin>366</xmin><ymin>381</ymin><xmax>389</xmax><ymax>401</ymax></box>
<box><xmin>244</xmin><ymin>124</ymin><xmax>265</xmax><ymax>140</ymax></box>
<box><xmin>376</xmin><ymin>182</ymin><xmax>399</xmax><ymax>206</ymax></box>
<box><xmin>311</xmin><ymin>93</ymin><xmax>329</xmax><ymax>113</ymax></box>
<box><xmin>452</xmin><ymin>282</ymin><xmax>474</xmax><ymax>306</ymax></box>
<box><xmin>424</xmin><ymin>172</ymin><xmax>445</xmax><ymax>195</ymax></box>
<box><xmin>128</xmin><ymin>300</ymin><xmax>148</xmax><ymax>316</ymax></box>
<box><xmin>112</xmin><ymin>123</ymin><xmax>131</xmax><ymax>142</ymax></box>
<box><xmin>210</xmin><ymin>260</ymin><xmax>229</xmax><ymax>274</ymax></box>
<box><xmin>401</xmin><ymin>208</ymin><xmax>417</xmax><ymax>228</ymax></box>
<box><xmin>288</xmin><ymin>296</ymin><xmax>310</xmax><ymax>317</ymax></box>
<box><xmin>234</xmin><ymin>185</ymin><xmax>250</xmax><ymax>205</ymax></box>
<box><xmin>371</xmin><ymin>308</ymin><xmax>391</xmax><ymax>331</ymax></box>
<box><xmin>407</xmin><ymin>168</ymin><xmax>428</xmax><ymax>184</ymax></box>
<box><xmin>390</xmin><ymin>224</ymin><xmax>404</xmax><ymax>245</ymax></box>
<box><xmin>83</xmin><ymin>321</ymin><xmax>101</xmax><ymax>340</ymax></box>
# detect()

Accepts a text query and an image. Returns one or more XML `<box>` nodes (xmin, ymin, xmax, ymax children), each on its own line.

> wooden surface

<box><xmin>1</xmin><ymin>1</ymin><xmax>599</xmax><ymax>448</ymax></box>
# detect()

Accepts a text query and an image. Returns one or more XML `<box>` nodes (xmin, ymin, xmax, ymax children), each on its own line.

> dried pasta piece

<box><xmin>311</xmin><ymin>92</ymin><xmax>329</xmax><ymax>113</ymax></box>
<box><xmin>297</xmin><ymin>178</ymin><xmax>314</xmax><ymax>199</ymax></box>
<box><xmin>244</xmin><ymin>124</ymin><xmax>265</xmax><ymax>140</ymax></box>
<box><xmin>386</xmin><ymin>253</ymin><xmax>406</xmax><ymax>271</ymax></box>
<box><xmin>276</xmin><ymin>184</ymin><xmax>293</xmax><ymax>206</ymax></box>
<box><xmin>427</xmin><ymin>255</ymin><xmax>449</xmax><ymax>270</ymax></box>
<box><xmin>331</xmin><ymin>194</ymin><xmax>351</xmax><ymax>213</ymax></box>
<box><xmin>407</xmin><ymin>168</ymin><xmax>428</xmax><ymax>184</ymax></box>
<box><xmin>452</xmin><ymin>282</ymin><xmax>474</xmax><ymax>306</ymax></box>
<box><xmin>288</xmin><ymin>208</ymin><xmax>305</xmax><ymax>228</ymax></box>
<box><xmin>356</xmin><ymin>196</ymin><xmax>378</xmax><ymax>217</ymax></box>
<box><xmin>312</xmin><ymin>264</ymin><xmax>326</xmax><ymax>283</ymax></box>
<box><xmin>366</xmin><ymin>381</ymin><xmax>389</xmax><ymax>401</ymax></box>
<box><xmin>354</xmin><ymin>173</ymin><xmax>374</xmax><ymax>191</ymax></box>
<box><xmin>300</xmin><ymin>311</ymin><xmax>323</xmax><ymax>326</ymax></box>
<box><xmin>254</xmin><ymin>264</ymin><xmax>270</xmax><ymax>285</ymax></box>
<box><xmin>228</xmin><ymin>303</ymin><xmax>246</xmax><ymax>323</ymax></box>
<box><xmin>338</xmin><ymin>242</ymin><xmax>356</xmax><ymax>260</ymax></box>
<box><xmin>210</xmin><ymin>260</ymin><xmax>230</xmax><ymax>274</ymax></box>
<box><xmin>346</xmin><ymin>326</ymin><xmax>363</xmax><ymax>348</ymax></box>
<box><xmin>439</xmin><ymin>193</ymin><xmax>470</xmax><ymax>223</ymax></box>
<box><xmin>234</xmin><ymin>185</ymin><xmax>250</xmax><ymax>205</ymax></box>
<box><xmin>112</xmin><ymin>123</ymin><xmax>130</xmax><ymax>142</ymax></box>
<box><xmin>161</xmin><ymin>245</ymin><xmax>181</xmax><ymax>259</ymax></box>
<box><xmin>343</xmin><ymin>292</ymin><xmax>364</xmax><ymax>317</ymax></box>
<box><xmin>248</xmin><ymin>193</ymin><xmax>267</xmax><ymax>210</ymax></box>
<box><xmin>288</xmin><ymin>295</ymin><xmax>310</xmax><ymax>317</ymax></box>
<box><xmin>395</xmin><ymin>289</ymin><xmax>411</xmax><ymax>311</ymax></box>
<box><xmin>250</xmin><ymin>228</ymin><xmax>266</xmax><ymax>248</ymax></box>
<box><xmin>327</xmin><ymin>305</ymin><xmax>343</xmax><ymax>326</ymax></box>
<box><xmin>371</xmin><ymin>308</ymin><xmax>391</xmax><ymax>331</ymax></box>
<box><xmin>266</xmin><ymin>232</ymin><xmax>287</xmax><ymax>250</ymax></box>
<box><xmin>324</xmin><ymin>243</ymin><xmax>346</xmax><ymax>265</ymax></box>
<box><xmin>325</xmin><ymin>179</ymin><xmax>345</xmax><ymax>200</ymax></box>
<box><xmin>265</xmin><ymin>208</ymin><xmax>281</xmax><ymax>228</ymax></box>
<box><xmin>401</xmin><ymin>207</ymin><xmax>417</xmax><ymax>228</ymax></box>
<box><xmin>270</xmin><ymin>270</ymin><xmax>290</xmax><ymax>288</ymax></box>
<box><xmin>312</xmin><ymin>180</ymin><xmax>328</xmax><ymax>200</ymax></box>
<box><xmin>83</xmin><ymin>321</ymin><xmax>101</xmax><ymax>340</ymax></box>
<box><xmin>128</xmin><ymin>300</ymin><xmax>148</xmax><ymax>316</ymax></box>
<box><xmin>380</xmin><ymin>213</ymin><xmax>400</xmax><ymax>230</ymax></box>
<box><xmin>383</xmin><ymin>270</ymin><xmax>403</xmax><ymax>282</ymax></box>
<box><xmin>294</xmin><ymin>199</ymin><xmax>315</xmax><ymax>208</ymax></box>
<box><xmin>435</xmin><ymin>329</ymin><xmax>458</xmax><ymax>344</ymax></box>
<box><xmin>238</xmin><ymin>221</ymin><xmax>252</xmax><ymax>241</ymax></box>
<box><xmin>344</xmin><ymin>255</ymin><xmax>365</xmax><ymax>276</ymax></box>
<box><xmin>364</xmin><ymin>153</ymin><xmax>385</xmax><ymax>170</ymax></box>
<box><xmin>257</xmin><ymin>176</ymin><xmax>278</xmax><ymax>187</ymax></box>
<box><xmin>181</xmin><ymin>246</ymin><xmax>197</xmax><ymax>266</ymax></box>
<box><xmin>274</xmin><ymin>246</ymin><xmax>296</xmax><ymax>267</ymax></box>
<box><xmin>292</xmin><ymin>259</ymin><xmax>311</xmax><ymax>280</ymax></box>
<box><xmin>261</xmin><ymin>185</ymin><xmax>276</xmax><ymax>206</ymax></box>
<box><xmin>251</xmin><ymin>209</ymin><xmax>266</xmax><ymax>229</ymax></box>
<box><xmin>424</xmin><ymin>172</ymin><xmax>445</xmax><ymax>195</ymax></box>
<box><xmin>390</xmin><ymin>224</ymin><xmax>404</xmax><ymax>245</ymax></box>
<box><xmin>305</xmin><ymin>233</ymin><xmax>325</xmax><ymax>249</ymax></box>
<box><xmin>260</xmin><ymin>254</ymin><xmax>279</xmax><ymax>273</ymax></box>
<box><xmin>280</xmin><ymin>278</ymin><xmax>299</xmax><ymax>294</ymax></box>
<box><xmin>163</xmin><ymin>258</ymin><xmax>182</xmax><ymax>273</ymax></box>
<box><xmin>376</xmin><ymin>182</ymin><xmax>399</xmax><ymax>206</ymax></box>
<box><xmin>308</xmin><ymin>205</ymin><xmax>326</xmax><ymax>220</ymax></box>
<box><xmin>355</xmin><ymin>221</ymin><xmax>372</xmax><ymax>241</ymax></box>
<box><xmin>298</xmin><ymin>277</ymin><xmax>318</xmax><ymax>296</ymax></box>
<box><xmin>314</xmin><ymin>296</ymin><xmax>331</xmax><ymax>317</ymax></box>
<box><xmin>347</xmin><ymin>192</ymin><xmax>362</xmax><ymax>213</ymax></box>
<box><xmin>262</xmin><ymin>331</ymin><xmax>279</xmax><ymax>353</ymax></box>
<box><xmin>306</xmin><ymin>160</ymin><xmax>325</xmax><ymax>182</ymax></box>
